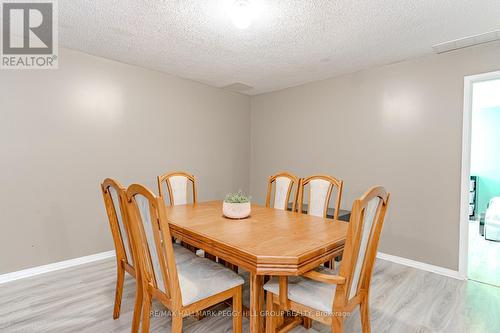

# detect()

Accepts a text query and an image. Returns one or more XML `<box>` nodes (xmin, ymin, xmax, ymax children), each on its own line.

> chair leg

<box><xmin>141</xmin><ymin>293</ymin><xmax>152</xmax><ymax>333</ymax></box>
<box><xmin>172</xmin><ymin>314</ymin><xmax>183</xmax><ymax>333</ymax></box>
<box><xmin>324</xmin><ymin>259</ymin><xmax>335</xmax><ymax>270</ymax></box>
<box><xmin>268</xmin><ymin>292</ymin><xmax>284</xmax><ymax>331</ymax></box>
<box><xmin>331</xmin><ymin>315</ymin><xmax>344</xmax><ymax>333</ymax></box>
<box><xmin>233</xmin><ymin>287</ymin><xmax>243</xmax><ymax>333</ymax></box>
<box><xmin>113</xmin><ymin>263</ymin><xmax>125</xmax><ymax>319</ymax></box>
<box><xmin>274</xmin><ymin>298</ymin><xmax>284</xmax><ymax>329</ymax></box>
<box><xmin>131</xmin><ymin>279</ymin><xmax>143</xmax><ymax>333</ymax></box>
<box><xmin>360</xmin><ymin>299</ymin><xmax>371</xmax><ymax>333</ymax></box>
<box><xmin>193</xmin><ymin>311</ymin><xmax>204</xmax><ymax>320</ymax></box>
<box><xmin>303</xmin><ymin>317</ymin><xmax>313</xmax><ymax>329</ymax></box>
<box><xmin>265</xmin><ymin>292</ymin><xmax>274</xmax><ymax>333</ymax></box>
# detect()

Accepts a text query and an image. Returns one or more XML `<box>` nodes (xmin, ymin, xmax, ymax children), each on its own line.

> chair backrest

<box><xmin>265</xmin><ymin>171</ymin><xmax>299</xmax><ymax>211</ymax></box>
<box><xmin>297</xmin><ymin>174</ymin><xmax>343</xmax><ymax>219</ymax></box>
<box><xmin>157</xmin><ymin>171</ymin><xmax>197</xmax><ymax>206</ymax></box>
<box><xmin>101</xmin><ymin>178</ymin><xmax>135</xmax><ymax>271</ymax></box>
<box><xmin>125</xmin><ymin>183</ymin><xmax>182</xmax><ymax>305</ymax></box>
<box><xmin>335</xmin><ymin>186</ymin><xmax>390</xmax><ymax>308</ymax></box>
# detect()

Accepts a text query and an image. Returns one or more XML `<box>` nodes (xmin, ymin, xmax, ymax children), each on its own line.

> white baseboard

<box><xmin>0</xmin><ymin>250</ymin><xmax>465</xmax><ymax>285</ymax></box>
<box><xmin>377</xmin><ymin>252</ymin><xmax>465</xmax><ymax>280</ymax></box>
<box><xmin>0</xmin><ymin>250</ymin><xmax>116</xmax><ymax>285</ymax></box>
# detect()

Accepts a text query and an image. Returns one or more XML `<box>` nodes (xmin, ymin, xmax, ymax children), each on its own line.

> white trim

<box><xmin>377</xmin><ymin>252</ymin><xmax>464</xmax><ymax>280</ymax></box>
<box><xmin>0</xmin><ymin>251</ymin><xmax>115</xmax><ymax>285</ymax></box>
<box><xmin>459</xmin><ymin>70</ymin><xmax>500</xmax><ymax>280</ymax></box>
<box><xmin>459</xmin><ymin>75</ymin><xmax>473</xmax><ymax>280</ymax></box>
<box><xmin>0</xmin><ymin>249</ymin><xmax>463</xmax><ymax>284</ymax></box>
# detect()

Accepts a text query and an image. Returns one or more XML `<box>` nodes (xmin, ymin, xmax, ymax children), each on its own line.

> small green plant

<box><xmin>224</xmin><ymin>190</ymin><xmax>251</xmax><ymax>203</ymax></box>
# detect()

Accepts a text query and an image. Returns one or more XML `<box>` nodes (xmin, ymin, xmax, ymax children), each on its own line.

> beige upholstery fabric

<box><xmin>172</xmin><ymin>243</ymin><xmax>195</xmax><ymax>265</ymax></box>
<box><xmin>273</xmin><ymin>176</ymin><xmax>291</xmax><ymax>210</ymax></box>
<box><xmin>348</xmin><ymin>197</ymin><xmax>380</xmax><ymax>299</ymax></box>
<box><xmin>174</xmin><ymin>246</ymin><xmax>244</xmax><ymax>306</ymax></box>
<box><xmin>109</xmin><ymin>186</ymin><xmax>133</xmax><ymax>264</ymax></box>
<box><xmin>169</xmin><ymin>175</ymin><xmax>188</xmax><ymax>205</ymax></box>
<box><xmin>263</xmin><ymin>266</ymin><xmax>338</xmax><ymax>314</ymax></box>
<box><xmin>136</xmin><ymin>194</ymin><xmax>167</xmax><ymax>293</ymax></box>
<box><xmin>308</xmin><ymin>179</ymin><xmax>331</xmax><ymax>217</ymax></box>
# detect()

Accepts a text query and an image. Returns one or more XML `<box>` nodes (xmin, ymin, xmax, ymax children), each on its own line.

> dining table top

<box><xmin>165</xmin><ymin>200</ymin><xmax>349</xmax><ymax>275</ymax></box>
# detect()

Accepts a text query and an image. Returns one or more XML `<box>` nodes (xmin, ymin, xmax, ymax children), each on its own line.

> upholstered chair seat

<box><xmin>264</xmin><ymin>266</ymin><xmax>338</xmax><ymax>314</ymax></box>
<box><xmin>174</xmin><ymin>248</ymin><xmax>244</xmax><ymax>306</ymax></box>
<box><xmin>172</xmin><ymin>243</ymin><xmax>195</xmax><ymax>264</ymax></box>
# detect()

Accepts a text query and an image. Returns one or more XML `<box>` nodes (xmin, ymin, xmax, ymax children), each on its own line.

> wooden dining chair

<box><xmin>100</xmin><ymin>178</ymin><xmax>139</xmax><ymax>328</ymax></box>
<box><xmin>265</xmin><ymin>171</ymin><xmax>299</xmax><ymax>212</ymax></box>
<box><xmin>157</xmin><ymin>171</ymin><xmax>203</xmax><ymax>253</ymax></box>
<box><xmin>125</xmin><ymin>183</ymin><xmax>243</xmax><ymax>333</ymax></box>
<box><xmin>297</xmin><ymin>174</ymin><xmax>343</xmax><ymax>219</ymax></box>
<box><xmin>264</xmin><ymin>186</ymin><xmax>390</xmax><ymax>333</ymax></box>
<box><xmin>157</xmin><ymin>171</ymin><xmax>197</xmax><ymax>206</ymax></box>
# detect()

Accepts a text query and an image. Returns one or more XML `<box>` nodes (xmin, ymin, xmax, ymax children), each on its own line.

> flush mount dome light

<box><xmin>229</xmin><ymin>0</ymin><xmax>254</xmax><ymax>29</ymax></box>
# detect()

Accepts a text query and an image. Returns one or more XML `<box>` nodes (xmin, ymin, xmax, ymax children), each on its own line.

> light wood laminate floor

<box><xmin>1</xmin><ymin>257</ymin><xmax>499</xmax><ymax>333</ymax></box>
<box><xmin>468</xmin><ymin>220</ymin><xmax>500</xmax><ymax>287</ymax></box>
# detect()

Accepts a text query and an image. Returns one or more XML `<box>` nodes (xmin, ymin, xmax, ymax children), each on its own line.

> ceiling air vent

<box><xmin>432</xmin><ymin>29</ymin><xmax>500</xmax><ymax>54</ymax></box>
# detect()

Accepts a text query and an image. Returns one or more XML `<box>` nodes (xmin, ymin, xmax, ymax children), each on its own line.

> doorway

<box><xmin>460</xmin><ymin>71</ymin><xmax>500</xmax><ymax>286</ymax></box>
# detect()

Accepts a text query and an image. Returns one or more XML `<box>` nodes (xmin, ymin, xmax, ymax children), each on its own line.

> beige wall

<box><xmin>0</xmin><ymin>48</ymin><xmax>250</xmax><ymax>274</ymax></box>
<box><xmin>3</xmin><ymin>42</ymin><xmax>500</xmax><ymax>275</ymax></box>
<box><xmin>250</xmin><ymin>41</ymin><xmax>500</xmax><ymax>271</ymax></box>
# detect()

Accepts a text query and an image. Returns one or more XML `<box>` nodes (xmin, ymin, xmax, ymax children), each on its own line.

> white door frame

<box><xmin>459</xmin><ymin>70</ymin><xmax>500</xmax><ymax>279</ymax></box>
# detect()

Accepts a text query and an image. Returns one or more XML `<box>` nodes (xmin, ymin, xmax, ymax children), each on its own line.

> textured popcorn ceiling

<box><xmin>60</xmin><ymin>0</ymin><xmax>500</xmax><ymax>95</ymax></box>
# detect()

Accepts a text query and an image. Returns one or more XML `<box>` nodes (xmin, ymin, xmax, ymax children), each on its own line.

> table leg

<box><xmin>250</xmin><ymin>273</ymin><xmax>265</xmax><ymax>333</ymax></box>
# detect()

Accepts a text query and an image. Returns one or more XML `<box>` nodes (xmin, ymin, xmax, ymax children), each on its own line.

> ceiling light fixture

<box><xmin>229</xmin><ymin>0</ymin><xmax>254</xmax><ymax>29</ymax></box>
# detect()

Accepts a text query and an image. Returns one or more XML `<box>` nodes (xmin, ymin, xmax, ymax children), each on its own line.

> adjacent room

<box><xmin>1</xmin><ymin>1</ymin><xmax>500</xmax><ymax>333</ymax></box>
<box><xmin>468</xmin><ymin>77</ymin><xmax>500</xmax><ymax>287</ymax></box>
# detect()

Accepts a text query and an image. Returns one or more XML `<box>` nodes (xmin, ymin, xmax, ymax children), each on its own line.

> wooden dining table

<box><xmin>165</xmin><ymin>201</ymin><xmax>349</xmax><ymax>333</ymax></box>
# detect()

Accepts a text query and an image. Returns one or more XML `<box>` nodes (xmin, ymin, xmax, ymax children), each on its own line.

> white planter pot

<box><xmin>223</xmin><ymin>201</ymin><xmax>251</xmax><ymax>219</ymax></box>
